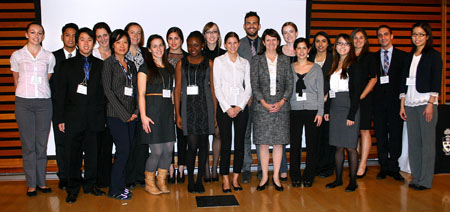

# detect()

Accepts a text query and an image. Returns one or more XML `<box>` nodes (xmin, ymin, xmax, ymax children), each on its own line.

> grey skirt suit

<box><xmin>250</xmin><ymin>54</ymin><xmax>293</xmax><ymax>145</ymax></box>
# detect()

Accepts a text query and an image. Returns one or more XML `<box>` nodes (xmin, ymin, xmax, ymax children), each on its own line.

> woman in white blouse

<box><xmin>213</xmin><ymin>32</ymin><xmax>251</xmax><ymax>193</ymax></box>
<box><xmin>399</xmin><ymin>22</ymin><xmax>442</xmax><ymax>190</ymax></box>
<box><xmin>10</xmin><ymin>22</ymin><xmax>55</xmax><ymax>196</ymax></box>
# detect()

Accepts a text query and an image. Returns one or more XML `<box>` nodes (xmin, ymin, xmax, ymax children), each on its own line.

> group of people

<box><xmin>11</xmin><ymin>10</ymin><xmax>442</xmax><ymax>203</ymax></box>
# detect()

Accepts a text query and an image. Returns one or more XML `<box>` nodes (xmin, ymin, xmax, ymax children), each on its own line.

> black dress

<box><xmin>138</xmin><ymin>65</ymin><xmax>176</xmax><ymax>144</ymax></box>
<box><xmin>357</xmin><ymin>52</ymin><xmax>377</xmax><ymax>130</ymax></box>
<box><xmin>202</xmin><ymin>45</ymin><xmax>226</xmax><ymax>61</ymax></box>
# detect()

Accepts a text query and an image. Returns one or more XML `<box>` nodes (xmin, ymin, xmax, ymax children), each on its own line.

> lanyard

<box><xmin>187</xmin><ymin>63</ymin><xmax>199</xmax><ymax>86</ymax></box>
<box><xmin>116</xmin><ymin>56</ymin><xmax>133</xmax><ymax>87</ymax></box>
<box><xmin>158</xmin><ymin>68</ymin><xmax>171</xmax><ymax>90</ymax></box>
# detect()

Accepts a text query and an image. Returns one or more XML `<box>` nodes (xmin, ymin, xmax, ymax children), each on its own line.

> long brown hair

<box><xmin>351</xmin><ymin>28</ymin><xmax>370</xmax><ymax>57</ymax></box>
<box><xmin>329</xmin><ymin>34</ymin><xmax>356</xmax><ymax>79</ymax></box>
<box><xmin>144</xmin><ymin>34</ymin><xmax>172</xmax><ymax>84</ymax></box>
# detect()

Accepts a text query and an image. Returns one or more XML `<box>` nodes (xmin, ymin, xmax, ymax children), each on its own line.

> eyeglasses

<box><xmin>205</xmin><ymin>30</ymin><xmax>218</xmax><ymax>35</ymax></box>
<box><xmin>412</xmin><ymin>33</ymin><xmax>427</xmax><ymax>38</ymax></box>
<box><xmin>336</xmin><ymin>42</ymin><xmax>350</xmax><ymax>47</ymax></box>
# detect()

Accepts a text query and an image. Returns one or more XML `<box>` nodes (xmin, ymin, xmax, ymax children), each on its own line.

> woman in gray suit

<box><xmin>251</xmin><ymin>29</ymin><xmax>293</xmax><ymax>192</ymax></box>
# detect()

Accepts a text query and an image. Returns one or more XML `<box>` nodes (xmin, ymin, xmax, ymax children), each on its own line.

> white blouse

<box><xmin>329</xmin><ymin>69</ymin><xmax>349</xmax><ymax>92</ymax></box>
<box><xmin>267</xmin><ymin>55</ymin><xmax>278</xmax><ymax>96</ymax></box>
<box><xmin>10</xmin><ymin>46</ymin><xmax>55</xmax><ymax>98</ymax></box>
<box><xmin>401</xmin><ymin>54</ymin><xmax>438</xmax><ymax>107</ymax></box>
<box><xmin>213</xmin><ymin>52</ymin><xmax>252</xmax><ymax>112</ymax></box>
<box><xmin>315</xmin><ymin>58</ymin><xmax>325</xmax><ymax>68</ymax></box>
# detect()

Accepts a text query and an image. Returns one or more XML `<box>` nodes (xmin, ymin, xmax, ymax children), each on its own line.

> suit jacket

<box><xmin>309</xmin><ymin>52</ymin><xmax>333</xmax><ymax>92</ymax></box>
<box><xmin>373</xmin><ymin>47</ymin><xmax>407</xmax><ymax>102</ymax></box>
<box><xmin>400</xmin><ymin>48</ymin><xmax>442</xmax><ymax>95</ymax></box>
<box><xmin>238</xmin><ymin>36</ymin><xmax>262</xmax><ymax>62</ymax></box>
<box><xmin>54</xmin><ymin>54</ymin><xmax>105</xmax><ymax>132</ymax></box>
<box><xmin>50</xmin><ymin>48</ymin><xmax>67</xmax><ymax>100</ymax></box>
<box><xmin>250</xmin><ymin>54</ymin><xmax>293</xmax><ymax>112</ymax></box>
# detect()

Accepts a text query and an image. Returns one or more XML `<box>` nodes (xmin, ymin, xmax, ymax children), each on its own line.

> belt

<box><xmin>146</xmin><ymin>93</ymin><xmax>162</xmax><ymax>96</ymax></box>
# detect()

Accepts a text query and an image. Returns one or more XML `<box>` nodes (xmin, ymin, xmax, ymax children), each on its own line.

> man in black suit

<box><xmin>54</xmin><ymin>27</ymin><xmax>106</xmax><ymax>203</ymax></box>
<box><xmin>50</xmin><ymin>23</ymin><xmax>79</xmax><ymax>190</ymax></box>
<box><xmin>372</xmin><ymin>25</ymin><xmax>406</xmax><ymax>182</ymax></box>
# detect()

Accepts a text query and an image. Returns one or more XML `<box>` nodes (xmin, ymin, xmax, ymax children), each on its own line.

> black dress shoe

<box><xmin>345</xmin><ymin>183</ymin><xmax>358</xmax><ymax>192</ymax></box>
<box><xmin>357</xmin><ymin>167</ymin><xmax>367</xmax><ymax>179</ymax></box>
<box><xmin>84</xmin><ymin>187</ymin><xmax>105</xmax><ymax>196</ymax></box>
<box><xmin>168</xmin><ymin>173</ymin><xmax>176</xmax><ymax>184</ymax></box>
<box><xmin>26</xmin><ymin>190</ymin><xmax>37</xmax><ymax>197</ymax></box>
<box><xmin>37</xmin><ymin>186</ymin><xmax>52</xmax><ymax>193</ymax></box>
<box><xmin>272</xmin><ymin>179</ymin><xmax>284</xmax><ymax>191</ymax></box>
<box><xmin>414</xmin><ymin>185</ymin><xmax>430</xmax><ymax>191</ymax></box>
<box><xmin>195</xmin><ymin>183</ymin><xmax>205</xmax><ymax>193</ymax></box>
<box><xmin>325</xmin><ymin>181</ymin><xmax>343</xmax><ymax>188</ymax></box>
<box><xmin>211</xmin><ymin>176</ymin><xmax>219</xmax><ymax>182</ymax></box>
<box><xmin>408</xmin><ymin>183</ymin><xmax>417</xmax><ymax>189</ymax></box>
<box><xmin>177</xmin><ymin>171</ymin><xmax>185</xmax><ymax>183</ymax></box>
<box><xmin>204</xmin><ymin>177</ymin><xmax>211</xmax><ymax>183</ymax></box>
<box><xmin>232</xmin><ymin>184</ymin><xmax>243</xmax><ymax>191</ymax></box>
<box><xmin>256</xmin><ymin>180</ymin><xmax>269</xmax><ymax>191</ymax></box>
<box><xmin>389</xmin><ymin>172</ymin><xmax>405</xmax><ymax>182</ymax></box>
<box><xmin>222</xmin><ymin>184</ymin><xmax>232</xmax><ymax>193</ymax></box>
<box><xmin>303</xmin><ymin>181</ymin><xmax>313</xmax><ymax>188</ymax></box>
<box><xmin>66</xmin><ymin>193</ymin><xmax>78</xmax><ymax>203</ymax></box>
<box><xmin>187</xmin><ymin>183</ymin><xmax>195</xmax><ymax>193</ymax></box>
<box><xmin>59</xmin><ymin>180</ymin><xmax>68</xmax><ymax>190</ymax></box>
<box><xmin>377</xmin><ymin>171</ymin><xmax>387</xmax><ymax>180</ymax></box>
<box><xmin>280</xmin><ymin>176</ymin><xmax>288</xmax><ymax>181</ymax></box>
<box><xmin>292</xmin><ymin>181</ymin><xmax>301</xmax><ymax>187</ymax></box>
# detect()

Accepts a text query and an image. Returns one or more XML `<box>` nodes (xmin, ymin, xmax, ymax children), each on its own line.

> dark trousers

<box><xmin>65</xmin><ymin>130</ymin><xmax>98</xmax><ymax>195</ymax></box>
<box><xmin>317</xmin><ymin>119</ymin><xmax>334</xmax><ymax>175</ymax></box>
<box><xmin>373</xmin><ymin>98</ymin><xmax>403</xmax><ymax>172</ymax></box>
<box><xmin>107</xmin><ymin>117</ymin><xmax>136</xmax><ymax>195</ymax></box>
<box><xmin>290</xmin><ymin>110</ymin><xmax>320</xmax><ymax>182</ymax></box>
<box><xmin>126</xmin><ymin>121</ymin><xmax>149</xmax><ymax>185</ymax></box>
<box><xmin>176</xmin><ymin>127</ymin><xmax>187</xmax><ymax>166</ymax></box>
<box><xmin>217</xmin><ymin>107</ymin><xmax>248</xmax><ymax>175</ymax></box>
<box><xmin>52</xmin><ymin>108</ymin><xmax>67</xmax><ymax>182</ymax></box>
<box><xmin>96</xmin><ymin>126</ymin><xmax>114</xmax><ymax>188</ymax></box>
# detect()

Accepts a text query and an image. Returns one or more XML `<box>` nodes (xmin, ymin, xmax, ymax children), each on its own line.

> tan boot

<box><xmin>156</xmin><ymin>168</ymin><xmax>170</xmax><ymax>194</ymax></box>
<box><xmin>145</xmin><ymin>171</ymin><xmax>162</xmax><ymax>195</ymax></box>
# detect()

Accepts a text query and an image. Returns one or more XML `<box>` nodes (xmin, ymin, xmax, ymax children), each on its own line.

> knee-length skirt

<box><xmin>329</xmin><ymin>92</ymin><xmax>360</xmax><ymax>148</ymax></box>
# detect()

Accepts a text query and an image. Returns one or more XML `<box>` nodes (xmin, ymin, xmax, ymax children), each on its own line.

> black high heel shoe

<box><xmin>272</xmin><ymin>179</ymin><xmax>284</xmax><ymax>191</ymax></box>
<box><xmin>168</xmin><ymin>170</ymin><xmax>176</xmax><ymax>184</ymax></box>
<box><xmin>325</xmin><ymin>181</ymin><xmax>343</xmax><ymax>189</ymax></box>
<box><xmin>177</xmin><ymin>170</ymin><xmax>185</xmax><ymax>183</ymax></box>
<box><xmin>357</xmin><ymin>167</ymin><xmax>367</xmax><ymax>179</ymax></box>
<box><xmin>232</xmin><ymin>183</ymin><xmax>243</xmax><ymax>191</ymax></box>
<box><xmin>256</xmin><ymin>179</ymin><xmax>269</xmax><ymax>191</ymax></box>
<box><xmin>222</xmin><ymin>184</ymin><xmax>232</xmax><ymax>193</ymax></box>
<box><xmin>345</xmin><ymin>183</ymin><xmax>358</xmax><ymax>192</ymax></box>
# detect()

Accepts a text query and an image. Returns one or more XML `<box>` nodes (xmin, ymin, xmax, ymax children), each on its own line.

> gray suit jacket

<box><xmin>250</xmin><ymin>54</ymin><xmax>293</xmax><ymax>112</ymax></box>
<box><xmin>238</xmin><ymin>36</ymin><xmax>262</xmax><ymax>62</ymax></box>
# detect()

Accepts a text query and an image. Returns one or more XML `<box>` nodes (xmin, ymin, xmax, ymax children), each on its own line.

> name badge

<box><xmin>30</xmin><ymin>75</ymin><xmax>42</xmax><ymax>85</ymax></box>
<box><xmin>77</xmin><ymin>84</ymin><xmax>87</xmax><ymax>95</ymax></box>
<box><xmin>187</xmin><ymin>85</ymin><xmax>199</xmax><ymax>95</ymax></box>
<box><xmin>162</xmin><ymin>89</ymin><xmax>171</xmax><ymax>98</ymax></box>
<box><xmin>406</xmin><ymin>77</ymin><xmax>415</xmax><ymax>86</ymax></box>
<box><xmin>124</xmin><ymin>87</ymin><xmax>133</xmax><ymax>96</ymax></box>
<box><xmin>296</xmin><ymin>93</ymin><xmax>307</xmax><ymax>101</ymax></box>
<box><xmin>329</xmin><ymin>90</ymin><xmax>336</xmax><ymax>99</ymax></box>
<box><xmin>380</xmin><ymin>76</ymin><xmax>389</xmax><ymax>84</ymax></box>
<box><xmin>230</xmin><ymin>87</ymin><xmax>239</xmax><ymax>95</ymax></box>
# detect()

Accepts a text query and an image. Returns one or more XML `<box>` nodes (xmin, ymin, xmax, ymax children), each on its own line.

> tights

<box><xmin>334</xmin><ymin>147</ymin><xmax>358</xmax><ymax>185</ymax></box>
<box><xmin>145</xmin><ymin>142</ymin><xmax>174</xmax><ymax>172</ymax></box>
<box><xmin>205</xmin><ymin>128</ymin><xmax>221</xmax><ymax>178</ymax></box>
<box><xmin>186</xmin><ymin>135</ymin><xmax>209</xmax><ymax>184</ymax></box>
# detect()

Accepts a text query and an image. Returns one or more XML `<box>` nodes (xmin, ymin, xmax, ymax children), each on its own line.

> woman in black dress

<box><xmin>138</xmin><ymin>34</ymin><xmax>175</xmax><ymax>195</ymax></box>
<box><xmin>174</xmin><ymin>31</ymin><xmax>217</xmax><ymax>193</ymax></box>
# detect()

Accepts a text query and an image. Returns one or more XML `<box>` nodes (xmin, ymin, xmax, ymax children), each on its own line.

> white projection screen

<box><xmin>41</xmin><ymin>0</ymin><xmax>307</xmax><ymax>155</ymax></box>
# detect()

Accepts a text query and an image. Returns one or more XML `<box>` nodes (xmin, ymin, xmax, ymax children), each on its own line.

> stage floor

<box><xmin>1</xmin><ymin>166</ymin><xmax>449</xmax><ymax>212</ymax></box>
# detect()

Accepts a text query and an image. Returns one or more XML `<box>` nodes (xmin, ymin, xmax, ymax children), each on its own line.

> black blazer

<box><xmin>309</xmin><ymin>52</ymin><xmax>333</xmax><ymax>93</ymax></box>
<box><xmin>400</xmin><ymin>48</ymin><xmax>442</xmax><ymax>95</ymax></box>
<box><xmin>373</xmin><ymin>47</ymin><xmax>407</xmax><ymax>101</ymax></box>
<box><xmin>50</xmin><ymin>48</ymin><xmax>68</xmax><ymax>100</ymax></box>
<box><xmin>54</xmin><ymin>54</ymin><xmax>105</xmax><ymax>132</ymax></box>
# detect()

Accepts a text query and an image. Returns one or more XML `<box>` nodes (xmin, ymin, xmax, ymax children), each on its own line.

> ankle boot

<box><xmin>156</xmin><ymin>168</ymin><xmax>170</xmax><ymax>194</ymax></box>
<box><xmin>145</xmin><ymin>171</ymin><xmax>162</xmax><ymax>195</ymax></box>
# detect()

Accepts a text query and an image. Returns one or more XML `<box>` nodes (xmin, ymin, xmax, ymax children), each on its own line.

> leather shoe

<box><xmin>232</xmin><ymin>184</ymin><xmax>243</xmax><ymax>191</ymax></box>
<box><xmin>256</xmin><ymin>180</ymin><xmax>268</xmax><ymax>191</ymax></box>
<box><xmin>356</xmin><ymin>167</ymin><xmax>367</xmax><ymax>179</ymax></box>
<box><xmin>66</xmin><ymin>193</ymin><xmax>77</xmax><ymax>203</ymax></box>
<box><xmin>292</xmin><ymin>181</ymin><xmax>301</xmax><ymax>187</ymax></box>
<box><xmin>84</xmin><ymin>187</ymin><xmax>105</xmax><ymax>196</ymax></box>
<box><xmin>280</xmin><ymin>176</ymin><xmax>288</xmax><ymax>181</ymax></box>
<box><xmin>325</xmin><ymin>181</ymin><xmax>343</xmax><ymax>188</ymax></box>
<box><xmin>414</xmin><ymin>185</ymin><xmax>430</xmax><ymax>191</ymax></box>
<box><xmin>303</xmin><ymin>181</ymin><xmax>313</xmax><ymax>188</ymax></box>
<box><xmin>272</xmin><ymin>179</ymin><xmax>284</xmax><ymax>191</ymax></box>
<box><xmin>37</xmin><ymin>186</ymin><xmax>52</xmax><ymax>193</ymax></box>
<box><xmin>408</xmin><ymin>183</ymin><xmax>417</xmax><ymax>189</ymax></box>
<box><xmin>58</xmin><ymin>180</ymin><xmax>68</xmax><ymax>190</ymax></box>
<box><xmin>177</xmin><ymin>171</ymin><xmax>185</xmax><ymax>183</ymax></box>
<box><xmin>212</xmin><ymin>176</ymin><xmax>219</xmax><ymax>182</ymax></box>
<box><xmin>377</xmin><ymin>170</ymin><xmax>387</xmax><ymax>180</ymax></box>
<box><xmin>195</xmin><ymin>183</ymin><xmax>205</xmax><ymax>193</ymax></box>
<box><xmin>242</xmin><ymin>171</ymin><xmax>251</xmax><ymax>184</ymax></box>
<box><xmin>345</xmin><ymin>183</ymin><xmax>358</xmax><ymax>192</ymax></box>
<box><xmin>389</xmin><ymin>172</ymin><xmax>405</xmax><ymax>182</ymax></box>
<box><xmin>222</xmin><ymin>184</ymin><xmax>232</xmax><ymax>193</ymax></box>
<box><xmin>26</xmin><ymin>190</ymin><xmax>37</xmax><ymax>197</ymax></box>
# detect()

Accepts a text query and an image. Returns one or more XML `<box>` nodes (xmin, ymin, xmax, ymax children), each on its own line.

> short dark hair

<box><xmin>377</xmin><ymin>25</ymin><xmax>392</xmax><ymax>35</ymax></box>
<box><xmin>224</xmin><ymin>31</ymin><xmax>240</xmax><ymax>44</ymax></box>
<box><xmin>93</xmin><ymin>22</ymin><xmax>111</xmax><ymax>35</ymax></box>
<box><xmin>62</xmin><ymin>23</ymin><xmax>79</xmax><ymax>34</ymax></box>
<box><xmin>411</xmin><ymin>22</ymin><xmax>433</xmax><ymax>54</ymax></box>
<box><xmin>124</xmin><ymin>22</ymin><xmax>145</xmax><ymax>47</ymax></box>
<box><xmin>166</xmin><ymin>27</ymin><xmax>184</xmax><ymax>44</ymax></box>
<box><xmin>110</xmin><ymin>29</ymin><xmax>131</xmax><ymax>53</ymax></box>
<box><xmin>310</xmin><ymin>31</ymin><xmax>332</xmax><ymax>57</ymax></box>
<box><xmin>187</xmin><ymin>31</ymin><xmax>205</xmax><ymax>45</ymax></box>
<box><xmin>26</xmin><ymin>21</ymin><xmax>44</xmax><ymax>34</ymax></box>
<box><xmin>259</xmin><ymin>28</ymin><xmax>282</xmax><ymax>55</ymax></box>
<box><xmin>76</xmin><ymin>27</ymin><xmax>95</xmax><ymax>44</ymax></box>
<box><xmin>293</xmin><ymin>37</ymin><xmax>310</xmax><ymax>49</ymax></box>
<box><xmin>244</xmin><ymin>11</ymin><xmax>260</xmax><ymax>24</ymax></box>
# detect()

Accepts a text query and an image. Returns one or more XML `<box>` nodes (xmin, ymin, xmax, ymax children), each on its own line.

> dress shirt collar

<box><xmin>63</xmin><ymin>48</ymin><xmax>77</xmax><ymax>59</ymax></box>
